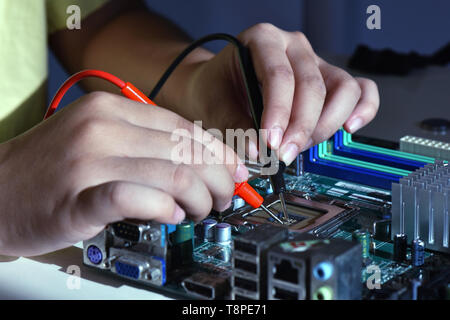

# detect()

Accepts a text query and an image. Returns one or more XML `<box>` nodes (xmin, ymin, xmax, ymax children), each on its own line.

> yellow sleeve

<box><xmin>46</xmin><ymin>0</ymin><xmax>109</xmax><ymax>33</ymax></box>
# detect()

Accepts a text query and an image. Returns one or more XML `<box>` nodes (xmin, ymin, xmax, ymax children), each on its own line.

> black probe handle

<box><xmin>240</xmin><ymin>46</ymin><xmax>264</xmax><ymax>130</ymax></box>
<box><xmin>265</xmin><ymin>161</ymin><xmax>286</xmax><ymax>194</ymax></box>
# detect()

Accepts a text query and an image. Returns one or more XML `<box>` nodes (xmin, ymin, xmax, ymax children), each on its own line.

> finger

<box><xmin>343</xmin><ymin>77</ymin><xmax>379</xmax><ymax>133</ymax></box>
<box><xmin>99</xmin><ymin>158</ymin><xmax>217</xmax><ymax>221</ymax></box>
<box><xmin>309</xmin><ymin>60</ymin><xmax>362</xmax><ymax>143</ymax></box>
<box><xmin>113</xmin><ymin>143</ymin><xmax>235</xmax><ymax>212</ymax></box>
<box><xmin>243</xmin><ymin>34</ymin><xmax>295</xmax><ymax>150</ymax></box>
<box><xmin>81</xmin><ymin>92</ymin><xmax>184</xmax><ymax>133</ymax></box>
<box><xmin>190</xmin><ymin>162</ymin><xmax>235</xmax><ymax>212</ymax></box>
<box><xmin>110</xmin><ymin>128</ymin><xmax>236</xmax><ymax>211</ymax></box>
<box><xmin>75</xmin><ymin>181</ymin><xmax>186</xmax><ymax>227</ymax></box>
<box><xmin>106</xmin><ymin>123</ymin><xmax>248</xmax><ymax>183</ymax></box>
<box><xmin>190</xmin><ymin>44</ymin><xmax>259</xmax><ymax>160</ymax></box>
<box><xmin>278</xmin><ymin>40</ymin><xmax>326</xmax><ymax>165</ymax></box>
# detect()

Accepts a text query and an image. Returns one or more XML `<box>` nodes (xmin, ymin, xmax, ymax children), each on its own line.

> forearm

<box><xmin>51</xmin><ymin>1</ymin><xmax>213</xmax><ymax>119</ymax></box>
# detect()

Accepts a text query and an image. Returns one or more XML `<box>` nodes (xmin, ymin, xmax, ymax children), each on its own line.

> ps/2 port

<box><xmin>86</xmin><ymin>245</ymin><xmax>103</xmax><ymax>265</ymax></box>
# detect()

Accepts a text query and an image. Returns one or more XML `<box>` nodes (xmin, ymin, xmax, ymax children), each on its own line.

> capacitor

<box><xmin>214</xmin><ymin>223</ymin><xmax>232</xmax><ymax>245</ymax></box>
<box><xmin>173</xmin><ymin>221</ymin><xmax>194</xmax><ymax>266</ymax></box>
<box><xmin>411</xmin><ymin>239</ymin><xmax>425</xmax><ymax>267</ymax></box>
<box><xmin>217</xmin><ymin>247</ymin><xmax>231</xmax><ymax>263</ymax></box>
<box><xmin>174</xmin><ymin>221</ymin><xmax>194</xmax><ymax>245</ymax></box>
<box><xmin>352</xmin><ymin>230</ymin><xmax>370</xmax><ymax>259</ymax></box>
<box><xmin>232</xmin><ymin>195</ymin><xmax>246</xmax><ymax>210</ymax></box>
<box><xmin>202</xmin><ymin>219</ymin><xmax>217</xmax><ymax>242</ymax></box>
<box><xmin>393</xmin><ymin>233</ymin><xmax>407</xmax><ymax>263</ymax></box>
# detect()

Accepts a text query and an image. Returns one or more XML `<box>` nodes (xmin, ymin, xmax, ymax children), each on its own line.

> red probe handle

<box><xmin>234</xmin><ymin>182</ymin><xmax>264</xmax><ymax>209</ymax></box>
<box><xmin>121</xmin><ymin>82</ymin><xmax>156</xmax><ymax>105</ymax></box>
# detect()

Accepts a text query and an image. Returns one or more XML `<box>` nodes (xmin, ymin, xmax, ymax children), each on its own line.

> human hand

<box><xmin>183</xmin><ymin>23</ymin><xmax>379</xmax><ymax>164</ymax></box>
<box><xmin>0</xmin><ymin>92</ymin><xmax>247</xmax><ymax>256</ymax></box>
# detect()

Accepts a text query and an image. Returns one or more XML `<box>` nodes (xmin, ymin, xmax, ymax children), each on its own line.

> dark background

<box><xmin>48</xmin><ymin>0</ymin><xmax>450</xmax><ymax>142</ymax></box>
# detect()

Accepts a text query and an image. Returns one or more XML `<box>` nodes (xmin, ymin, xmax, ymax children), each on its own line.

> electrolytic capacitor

<box><xmin>352</xmin><ymin>230</ymin><xmax>370</xmax><ymax>259</ymax></box>
<box><xmin>411</xmin><ymin>239</ymin><xmax>425</xmax><ymax>267</ymax></box>
<box><xmin>202</xmin><ymin>219</ymin><xmax>217</xmax><ymax>242</ymax></box>
<box><xmin>174</xmin><ymin>221</ymin><xmax>194</xmax><ymax>245</ymax></box>
<box><xmin>214</xmin><ymin>223</ymin><xmax>232</xmax><ymax>245</ymax></box>
<box><xmin>217</xmin><ymin>247</ymin><xmax>231</xmax><ymax>263</ymax></box>
<box><xmin>173</xmin><ymin>221</ymin><xmax>194</xmax><ymax>265</ymax></box>
<box><xmin>232</xmin><ymin>195</ymin><xmax>246</xmax><ymax>210</ymax></box>
<box><xmin>393</xmin><ymin>233</ymin><xmax>407</xmax><ymax>263</ymax></box>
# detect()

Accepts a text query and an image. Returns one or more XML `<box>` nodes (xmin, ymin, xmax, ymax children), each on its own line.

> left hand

<box><xmin>182</xmin><ymin>23</ymin><xmax>379</xmax><ymax>165</ymax></box>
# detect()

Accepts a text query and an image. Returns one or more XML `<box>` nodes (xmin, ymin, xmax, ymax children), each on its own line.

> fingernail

<box><xmin>280</xmin><ymin>143</ymin><xmax>299</xmax><ymax>166</ymax></box>
<box><xmin>248</xmin><ymin>140</ymin><xmax>259</xmax><ymax>160</ymax></box>
<box><xmin>347</xmin><ymin>117</ymin><xmax>363</xmax><ymax>133</ymax></box>
<box><xmin>233</xmin><ymin>163</ymin><xmax>249</xmax><ymax>182</ymax></box>
<box><xmin>303</xmin><ymin>138</ymin><xmax>313</xmax><ymax>151</ymax></box>
<box><xmin>173</xmin><ymin>205</ymin><xmax>186</xmax><ymax>223</ymax></box>
<box><xmin>268</xmin><ymin>126</ymin><xmax>283</xmax><ymax>150</ymax></box>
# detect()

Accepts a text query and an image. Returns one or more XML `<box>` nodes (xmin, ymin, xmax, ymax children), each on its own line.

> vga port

<box><xmin>115</xmin><ymin>260</ymin><xmax>141</xmax><ymax>279</ymax></box>
<box><xmin>111</xmin><ymin>221</ymin><xmax>149</xmax><ymax>242</ymax></box>
<box><xmin>112</xmin><ymin>256</ymin><xmax>149</xmax><ymax>280</ymax></box>
<box><xmin>109</xmin><ymin>248</ymin><xmax>166</xmax><ymax>286</ymax></box>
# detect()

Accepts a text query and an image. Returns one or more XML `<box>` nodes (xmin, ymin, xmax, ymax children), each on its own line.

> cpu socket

<box><xmin>232</xmin><ymin>193</ymin><xmax>346</xmax><ymax>232</ymax></box>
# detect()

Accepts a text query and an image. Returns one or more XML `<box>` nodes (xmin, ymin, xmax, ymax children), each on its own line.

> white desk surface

<box><xmin>0</xmin><ymin>242</ymin><xmax>171</xmax><ymax>299</ymax></box>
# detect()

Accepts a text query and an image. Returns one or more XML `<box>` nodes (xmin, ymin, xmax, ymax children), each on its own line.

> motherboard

<box><xmin>82</xmin><ymin>130</ymin><xmax>450</xmax><ymax>300</ymax></box>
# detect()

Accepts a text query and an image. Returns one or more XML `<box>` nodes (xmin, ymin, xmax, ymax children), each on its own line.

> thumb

<box><xmin>75</xmin><ymin>181</ymin><xmax>186</xmax><ymax>227</ymax></box>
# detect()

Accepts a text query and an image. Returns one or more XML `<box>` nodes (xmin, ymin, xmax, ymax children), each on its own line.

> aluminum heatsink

<box><xmin>391</xmin><ymin>161</ymin><xmax>449</xmax><ymax>253</ymax></box>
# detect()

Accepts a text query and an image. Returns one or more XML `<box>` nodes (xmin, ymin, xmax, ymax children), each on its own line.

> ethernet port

<box><xmin>272</xmin><ymin>259</ymin><xmax>298</xmax><ymax>284</ymax></box>
<box><xmin>272</xmin><ymin>286</ymin><xmax>298</xmax><ymax>300</ymax></box>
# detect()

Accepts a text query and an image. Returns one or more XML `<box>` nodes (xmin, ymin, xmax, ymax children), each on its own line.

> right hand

<box><xmin>0</xmin><ymin>92</ymin><xmax>248</xmax><ymax>256</ymax></box>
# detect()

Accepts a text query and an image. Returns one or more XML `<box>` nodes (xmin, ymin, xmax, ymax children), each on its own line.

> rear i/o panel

<box><xmin>83</xmin><ymin>131</ymin><xmax>450</xmax><ymax>300</ymax></box>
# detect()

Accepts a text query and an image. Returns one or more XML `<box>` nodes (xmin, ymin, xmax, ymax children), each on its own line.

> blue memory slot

<box><xmin>303</xmin><ymin>145</ymin><xmax>403</xmax><ymax>190</ymax></box>
<box><xmin>332</xmin><ymin>131</ymin><xmax>426</xmax><ymax>171</ymax></box>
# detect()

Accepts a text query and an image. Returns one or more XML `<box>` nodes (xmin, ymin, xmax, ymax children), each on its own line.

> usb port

<box><xmin>234</xmin><ymin>276</ymin><xmax>257</xmax><ymax>292</ymax></box>
<box><xmin>272</xmin><ymin>286</ymin><xmax>298</xmax><ymax>300</ymax></box>
<box><xmin>234</xmin><ymin>241</ymin><xmax>257</xmax><ymax>255</ymax></box>
<box><xmin>234</xmin><ymin>259</ymin><xmax>257</xmax><ymax>274</ymax></box>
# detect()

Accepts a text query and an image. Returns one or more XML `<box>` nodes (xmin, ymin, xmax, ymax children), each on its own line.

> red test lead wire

<box><xmin>44</xmin><ymin>69</ymin><xmax>156</xmax><ymax>119</ymax></box>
